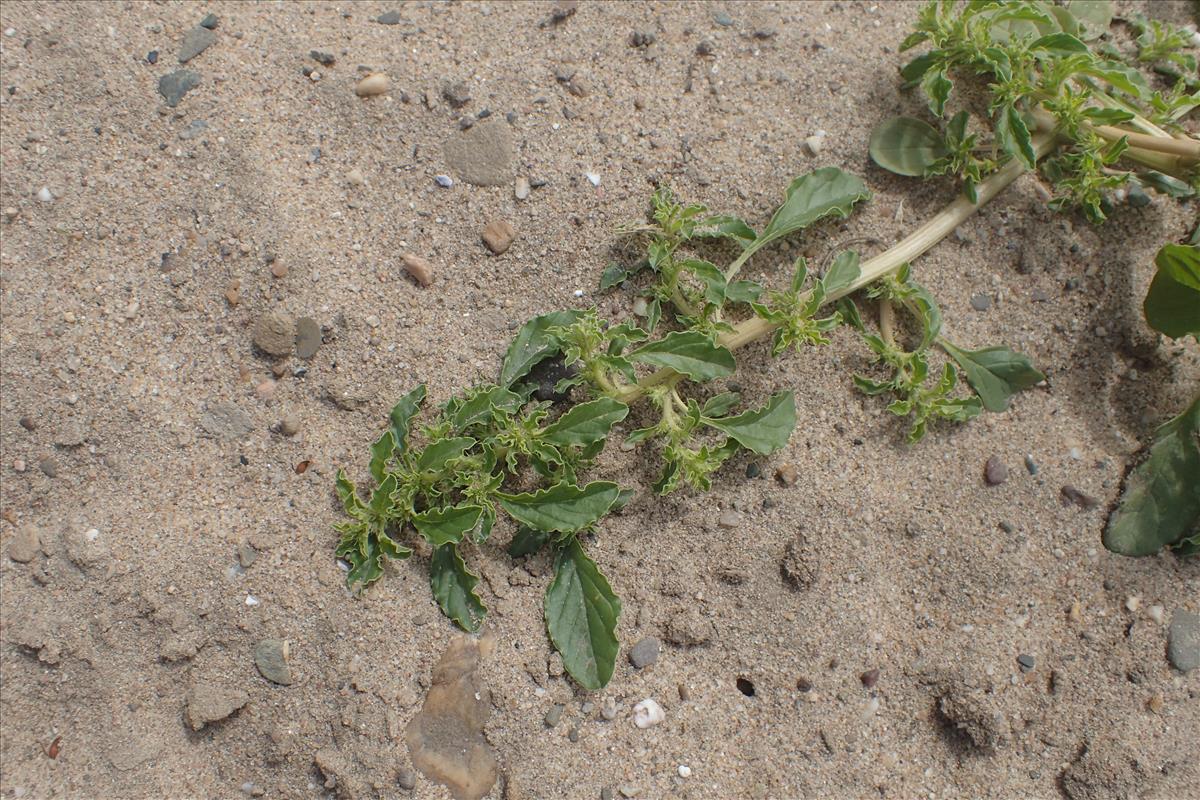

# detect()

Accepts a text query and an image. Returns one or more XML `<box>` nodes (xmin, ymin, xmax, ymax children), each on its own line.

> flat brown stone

<box><xmin>481</xmin><ymin>220</ymin><xmax>516</xmax><ymax>254</ymax></box>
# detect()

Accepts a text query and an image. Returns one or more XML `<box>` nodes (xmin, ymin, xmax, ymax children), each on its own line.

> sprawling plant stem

<box><xmin>615</xmin><ymin>131</ymin><xmax>1065</xmax><ymax>404</ymax></box>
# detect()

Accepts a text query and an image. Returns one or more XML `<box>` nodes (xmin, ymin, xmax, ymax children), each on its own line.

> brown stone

<box><xmin>401</xmin><ymin>253</ymin><xmax>433</xmax><ymax>287</ymax></box>
<box><xmin>481</xmin><ymin>220</ymin><xmax>516</xmax><ymax>255</ymax></box>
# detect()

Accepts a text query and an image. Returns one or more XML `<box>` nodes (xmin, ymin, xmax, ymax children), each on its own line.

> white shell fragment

<box><xmin>585</xmin><ymin>172</ymin><xmax>601</xmax><ymax>186</ymax></box>
<box><xmin>632</xmin><ymin>698</ymin><xmax>664</xmax><ymax>729</ymax></box>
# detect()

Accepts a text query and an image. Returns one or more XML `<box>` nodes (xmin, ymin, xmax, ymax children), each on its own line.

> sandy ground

<box><xmin>1</xmin><ymin>1</ymin><xmax>1198</xmax><ymax>799</ymax></box>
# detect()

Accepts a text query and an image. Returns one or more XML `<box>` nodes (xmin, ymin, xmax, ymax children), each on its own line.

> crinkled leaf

<box><xmin>542</xmin><ymin>397</ymin><xmax>630</xmax><ymax>447</ymax></box>
<box><xmin>545</xmin><ymin>538</ymin><xmax>621</xmax><ymax>690</ymax></box>
<box><xmin>901</xmin><ymin>52</ymin><xmax>939</xmax><ymax>85</ymax></box>
<box><xmin>1104</xmin><ymin>395</ymin><xmax>1200</xmax><ymax>556</ymax></box>
<box><xmin>758</xmin><ymin>168</ymin><xmax>871</xmax><ymax>247</ymax></box>
<box><xmin>450</xmin><ymin>385</ymin><xmax>523</xmax><ymax>431</ymax></box>
<box><xmin>823</xmin><ymin>250</ymin><xmax>861</xmax><ymax>296</ymax></box>
<box><xmin>412</xmin><ymin>504</ymin><xmax>484</xmax><ymax>547</ymax></box>
<box><xmin>416</xmin><ymin>437</ymin><xmax>476</xmax><ymax>472</ymax></box>
<box><xmin>994</xmin><ymin>103</ymin><xmax>1037</xmax><ymax>169</ymax></box>
<box><xmin>368</xmin><ymin>474</ymin><xmax>397</xmax><ymax>518</ymax></box>
<box><xmin>498</xmin><ymin>480</ymin><xmax>622</xmax><ymax>533</ymax></box>
<box><xmin>630</xmin><ymin>330</ymin><xmax>735</xmax><ymax>382</ymax></box>
<box><xmin>507</xmin><ymin>526</ymin><xmax>552</xmax><ymax>558</ymax></box>
<box><xmin>869</xmin><ymin>117</ymin><xmax>949</xmax><ymax>177</ymax></box>
<box><xmin>701</xmin><ymin>391</ymin><xmax>741</xmax><ymax>417</ymax></box>
<box><xmin>500</xmin><ymin>310</ymin><xmax>584</xmax><ymax>388</ymax></box>
<box><xmin>837</xmin><ymin>297</ymin><xmax>864</xmax><ymax>331</ymax></box>
<box><xmin>430</xmin><ymin>544</ymin><xmax>487</xmax><ymax>632</ymax></box>
<box><xmin>336</xmin><ymin>469</ymin><xmax>367</xmax><ymax>517</ymax></box>
<box><xmin>1143</xmin><ymin>244</ymin><xmax>1200</xmax><ymax>340</ymax></box>
<box><xmin>369</xmin><ymin>431</ymin><xmax>395</xmax><ymax>484</ymax></box>
<box><xmin>701</xmin><ymin>391</ymin><xmax>796</xmax><ymax>455</ymax></box>
<box><xmin>940</xmin><ymin>341</ymin><xmax>1045</xmax><ymax>412</ymax></box>
<box><xmin>921</xmin><ymin>68</ymin><xmax>953</xmax><ymax>116</ymax></box>
<box><xmin>693</xmin><ymin>215</ymin><xmax>757</xmax><ymax>248</ymax></box>
<box><xmin>600</xmin><ymin>261</ymin><xmax>646</xmax><ymax>290</ymax></box>
<box><xmin>680</xmin><ymin>259</ymin><xmax>728</xmax><ymax>306</ymax></box>
<box><xmin>389</xmin><ymin>385</ymin><xmax>427</xmax><ymax>454</ymax></box>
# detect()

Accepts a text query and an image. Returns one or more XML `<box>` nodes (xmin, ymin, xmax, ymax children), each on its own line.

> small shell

<box><xmin>400</xmin><ymin>253</ymin><xmax>433</xmax><ymax>287</ymax></box>
<box><xmin>355</xmin><ymin>72</ymin><xmax>390</xmax><ymax>97</ymax></box>
<box><xmin>632</xmin><ymin>698</ymin><xmax>664</xmax><ymax>729</ymax></box>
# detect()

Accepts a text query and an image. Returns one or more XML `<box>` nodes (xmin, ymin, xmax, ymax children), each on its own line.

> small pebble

<box><xmin>279</xmin><ymin>416</ymin><xmax>301</xmax><ymax>437</ymax></box>
<box><xmin>514</xmin><ymin>177</ymin><xmax>531</xmax><ymax>200</ymax></box>
<box><xmin>294</xmin><ymin>317</ymin><xmax>322</xmax><ymax>360</ymax></box>
<box><xmin>775</xmin><ymin>463</ymin><xmax>798</xmax><ymax>486</ymax></box>
<box><xmin>628</xmin><ymin>637</ymin><xmax>660</xmax><ymax>669</ymax></box>
<box><xmin>1016</xmin><ymin>654</ymin><xmax>1035</xmax><ymax>672</ymax></box>
<box><xmin>355</xmin><ymin>73</ymin><xmax>390</xmax><ymax>97</ymax></box>
<box><xmin>601</xmin><ymin>789</ymin><xmax>614</xmax><ymax>800</ymax></box>
<box><xmin>713</xmin><ymin>9</ymin><xmax>734</xmax><ymax>25</ymax></box>
<box><xmin>36</xmin><ymin>187</ymin><xmax>54</xmax><ymax>203</ymax></box>
<box><xmin>38</xmin><ymin>457</ymin><xmax>58</xmax><ymax>478</ymax></box>
<box><xmin>1125</xmin><ymin>596</ymin><xmax>1141</xmax><ymax>613</ymax></box>
<box><xmin>543</xmin><ymin>704</ymin><xmax>564</xmax><ymax>728</ymax></box>
<box><xmin>199</xmin><ymin>13</ymin><xmax>218</xmax><ymax>29</ymax></box>
<box><xmin>600</xmin><ymin>698</ymin><xmax>619</xmax><ymax>720</ymax></box>
<box><xmin>632</xmin><ymin>698</ymin><xmax>664</xmax><ymax>729</ymax></box>
<box><xmin>434</xmin><ymin>175</ymin><xmax>454</xmax><ymax>188</ymax></box>
<box><xmin>400</xmin><ymin>253</ymin><xmax>433</xmax><ymax>287</ymax></box>
<box><xmin>1167</xmin><ymin>610</ymin><xmax>1199</xmax><ymax>672</ymax></box>
<box><xmin>970</xmin><ymin>294</ymin><xmax>992</xmax><ymax>311</ymax></box>
<box><xmin>18</xmin><ymin>416</ymin><xmax>37</xmax><ymax>431</ymax></box>
<box><xmin>717</xmin><ymin>510</ymin><xmax>741</xmax><ymax>529</ymax></box>
<box><xmin>677</xmin><ymin>765</ymin><xmax>691</xmax><ymax>778</ymax></box>
<box><xmin>377</xmin><ymin>11</ymin><xmax>402</xmax><ymax>25</ymax></box>
<box><xmin>254</xmin><ymin>639</ymin><xmax>294</xmax><ymax>685</ymax></box>
<box><xmin>860</xmin><ymin>668</ymin><xmax>880</xmax><ymax>689</ymax></box>
<box><xmin>482</xmin><ymin>220</ymin><xmax>517</xmax><ymax>254</ymax></box>
<box><xmin>1147</xmin><ymin>605</ymin><xmax>1165</xmax><ymax>625</ymax></box>
<box><xmin>1024</xmin><ymin>454</ymin><xmax>1038</xmax><ymax>475</ymax></box>
<box><xmin>984</xmin><ymin>456</ymin><xmax>1008</xmax><ymax>486</ymax></box>
<box><xmin>585</xmin><ymin>172</ymin><xmax>601</xmax><ymax>186</ymax></box>
<box><xmin>397</xmin><ymin>770</ymin><xmax>416</xmax><ymax>791</ymax></box>
<box><xmin>146</xmin><ymin>49</ymin><xmax>159</xmax><ymax>64</ymax></box>
<box><xmin>804</xmin><ymin>133</ymin><xmax>825</xmax><ymax>156</ymax></box>
<box><xmin>252</xmin><ymin>311</ymin><xmax>296</xmax><ymax>357</ymax></box>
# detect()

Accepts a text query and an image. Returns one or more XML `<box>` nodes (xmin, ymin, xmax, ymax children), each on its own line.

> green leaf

<box><xmin>693</xmin><ymin>215</ymin><xmax>757</xmax><ymax>247</ymax></box>
<box><xmin>900</xmin><ymin>52</ymin><xmax>939</xmax><ymax>85</ymax></box>
<box><xmin>1104</xmin><ymin>395</ymin><xmax>1200</xmax><ymax>556</ymax></box>
<box><xmin>921</xmin><ymin>68</ymin><xmax>953</xmax><ymax>116</ymax></box>
<box><xmin>823</xmin><ymin>250</ymin><xmax>861</xmax><ymax>296</ymax></box>
<box><xmin>450</xmin><ymin>385</ymin><xmax>522</xmax><ymax>431</ymax></box>
<box><xmin>630</xmin><ymin>330</ymin><xmax>736</xmax><ymax>382</ymax></box>
<box><xmin>994</xmin><ymin>103</ymin><xmax>1037</xmax><ymax>169</ymax></box>
<box><xmin>1080</xmin><ymin>62</ymin><xmax>1147</xmax><ymax>98</ymax></box>
<box><xmin>1030</xmin><ymin>32</ymin><xmax>1089</xmax><ymax>56</ymax></box>
<box><xmin>701</xmin><ymin>391</ymin><xmax>741</xmax><ymax>417</ymax></box>
<box><xmin>416</xmin><ymin>437</ymin><xmax>475</xmax><ymax>472</ymax></box>
<box><xmin>389</xmin><ymin>385</ymin><xmax>427</xmax><ymax>454</ymax></box>
<box><xmin>412</xmin><ymin>504</ymin><xmax>484</xmax><ymax>547</ymax></box>
<box><xmin>679</xmin><ymin>258</ymin><xmax>729</xmax><ymax>305</ymax></box>
<box><xmin>757</xmin><ymin>168</ymin><xmax>871</xmax><ymax>247</ymax></box>
<box><xmin>1064</xmin><ymin>0</ymin><xmax>1113</xmax><ymax>40</ymax></box>
<box><xmin>544</xmin><ymin>538</ymin><xmax>621</xmax><ymax>690</ymax></box>
<box><xmin>1081</xmin><ymin>107</ymin><xmax>1135</xmax><ymax>126</ymax></box>
<box><xmin>542</xmin><ymin>397</ymin><xmax>630</xmax><ymax>447</ymax></box>
<box><xmin>498</xmin><ymin>481</ymin><xmax>622</xmax><ymax>533</ymax></box>
<box><xmin>940</xmin><ymin>341</ymin><xmax>1045</xmax><ymax>412</ymax></box>
<box><xmin>899</xmin><ymin>31</ymin><xmax>930</xmax><ymax>52</ymax></box>
<box><xmin>507</xmin><ymin>526</ymin><xmax>552</xmax><ymax>557</ymax></box>
<box><xmin>1134</xmin><ymin>172</ymin><xmax>1196</xmax><ymax>200</ymax></box>
<box><xmin>499</xmin><ymin>310</ymin><xmax>584</xmax><ymax>388</ymax></box>
<box><xmin>368</xmin><ymin>474</ymin><xmax>397</xmax><ymax>518</ymax></box>
<box><xmin>335</xmin><ymin>469</ymin><xmax>366</xmax><ymax>517</ymax></box>
<box><xmin>1143</xmin><ymin>244</ymin><xmax>1200</xmax><ymax>340</ymax></box>
<box><xmin>869</xmin><ymin>117</ymin><xmax>949</xmax><ymax>177</ymax></box>
<box><xmin>701</xmin><ymin>391</ymin><xmax>796</xmax><ymax>455</ymax></box>
<box><xmin>725</xmin><ymin>280</ymin><xmax>764</xmax><ymax>304</ymax></box>
<box><xmin>369</xmin><ymin>431</ymin><xmax>395</xmax><ymax>484</ymax></box>
<box><xmin>600</xmin><ymin>261</ymin><xmax>645</xmax><ymax>290</ymax></box>
<box><xmin>430</xmin><ymin>544</ymin><xmax>487</xmax><ymax>632</ymax></box>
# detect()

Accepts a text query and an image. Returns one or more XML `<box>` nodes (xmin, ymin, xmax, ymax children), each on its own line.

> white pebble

<box><xmin>245</xmin><ymin>594</ymin><xmax>259</xmax><ymax>606</ymax></box>
<box><xmin>632</xmin><ymin>698</ymin><xmax>664</xmax><ymax>728</ymax></box>
<box><xmin>36</xmin><ymin>186</ymin><xmax>54</xmax><ymax>203</ymax></box>
<box><xmin>573</xmin><ymin>289</ymin><xmax>584</xmax><ymax>298</ymax></box>
<box><xmin>677</xmin><ymin>765</ymin><xmax>691</xmax><ymax>778</ymax></box>
<box><xmin>354</xmin><ymin>72</ymin><xmax>390</xmax><ymax>97</ymax></box>
<box><xmin>85</xmin><ymin>528</ymin><xmax>100</xmax><ymax>542</ymax></box>
<box><xmin>4</xmin><ymin>28</ymin><xmax>15</xmax><ymax>37</ymax></box>
<box><xmin>1147</xmin><ymin>604</ymin><xmax>1165</xmax><ymax>624</ymax></box>
<box><xmin>804</xmin><ymin>132</ymin><xmax>826</xmax><ymax>156</ymax></box>
<box><xmin>434</xmin><ymin>175</ymin><xmax>454</xmax><ymax>188</ymax></box>
<box><xmin>585</xmin><ymin>172</ymin><xmax>601</xmax><ymax>186</ymax></box>
<box><xmin>515</xmin><ymin>176</ymin><xmax>530</xmax><ymax>200</ymax></box>
<box><xmin>1125</xmin><ymin>596</ymin><xmax>1141</xmax><ymax>613</ymax></box>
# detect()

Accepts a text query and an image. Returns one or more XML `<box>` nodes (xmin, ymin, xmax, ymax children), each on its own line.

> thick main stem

<box><xmin>616</xmin><ymin>131</ymin><xmax>1057</xmax><ymax>404</ymax></box>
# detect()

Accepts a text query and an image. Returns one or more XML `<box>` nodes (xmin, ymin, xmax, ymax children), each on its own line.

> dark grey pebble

<box><xmin>1030</xmin><ymin>287</ymin><xmax>1050</xmax><ymax>302</ymax></box>
<box><xmin>984</xmin><ymin>456</ymin><xmax>1008</xmax><ymax>486</ymax></box>
<box><xmin>629</xmin><ymin>637</ymin><xmax>660</xmax><ymax>669</ymax></box>
<box><xmin>696</xmin><ymin>39</ymin><xmax>715</xmax><ymax>56</ymax></box>
<box><xmin>1024</xmin><ymin>454</ymin><xmax>1038</xmax><ymax>475</ymax></box>
<box><xmin>1017</xmin><ymin>654</ymin><xmax>1035</xmax><ymax>672</ymax></box>
<box><xmin>1167</xmin><ymin>610</ymin><xmax>1199</xmax><ymax>673</ymax></box>
<box><xmin>601</xmin><ymin>788</ymin><xmax>614</xmax><ymax>800</ymax></box>
<box><xmin>158</xmin><ymin>70</ymin><xmax>201</xmax><ymax>107</ymax></box>
<box><xmin>38</xmin><ymin>457</ymin><xmax>58</xmax><ymax>478</ymax></box>
<box><xmin>19</xmin><ymin>416</ymin><xmax>37</xmax><ymax>431</ymax></box>
<box><xmin>970</xmin><ymin>293</ymin><xmax>992</xmax><ymax>311</ymax></box>
<box><xmin>629</xmin><ymin>31</ymin><xmax>656</xmax><ymax>47</ymax></box>
<box><xmin>442</xmin><ymin>81</ymin><xmax>471</xmax><ymax>108</ymax></box>
<box><xmin>1127</xmin><ymin>185</ymin><xmax>1150</xmax><ymax>207</ymax></box>
<box><xmin>745</xmin><ymin>462</ymin><xmax>761</xmax><ymax>479</ymax></box>
<box><xmin>254</xmin><ymin>639</ymin><xmax>294</xmax><ymax>685</ymax></box>
<box><xmin>459</xmin><ymin>116</ymin><xmax>474</xmax><ymax>130</ymax></box>
<box><xmin>568</xmin><ymin>727</ymin><xmax>580</xmax><ymax>742</ymax></box>
<box><xmin>397</xmin><ymin>769</ymin><xmax>416</xmax><ymax>790</ymax></box>
<box><xmin>146</xmin><ymin>50</ymin><xmax>159</xmax><ymax>64</ymax></box>
<box><xmin>199</xmin><ymin>13</ymin><xmax>218</xmax><ymax>29</ymax></box>
<box><xmin>1061</xmin><ymin>485</ymin><xmax>1099</xmax><ymax>509</ymax></box>
<box><xmin>294</xmin><ymin>317</ymin><xmax>322</xmax><ymax>360</ymax></box>
<box><xmin>310</xmin><ymin>50</ymin><xmax>335</xmax><ymax>66</ymax></box>
<box><xmin>544</xmin><ymin>704</ymin><xmax>564</xmax><ymax>728</ymax></box>
<box><xmin>178</xmin><ymin>26</ymin><xmax>216</xmax><ymax>64</ymax></box>
<box><xmin>860</xmin><ymin>668</ymin><xmax>880</xmax><ymax>689</ymax></box>
<box><xmin>377</xmin><ymin>10</ymin><xmax>402</xmax><ymax>24</ymax></box>
<box><xmin>713</xmin><ymin>9</ymin><xmax>734</xmax><ymax>26</ymax></box>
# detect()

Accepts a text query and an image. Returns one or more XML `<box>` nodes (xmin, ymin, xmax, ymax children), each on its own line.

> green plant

<box><xmin>868</xmin><ymin>0</ymin><xmax>1199</xmax><ymax>222</ymax></box>
<box><xmin>1104</xmin><ymin>243</ymin><xmax>1200</xmax><ymax>557</ymax></box>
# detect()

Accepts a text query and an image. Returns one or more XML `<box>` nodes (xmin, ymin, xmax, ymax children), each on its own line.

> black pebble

<box><xmin>146</xmin><ymin>50</ymin><xmax>158</xmax><ymax>64</ymax></box>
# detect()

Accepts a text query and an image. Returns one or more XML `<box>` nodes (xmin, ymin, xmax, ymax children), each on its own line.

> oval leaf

<box><xmin>701</xmin><ymin>391</ymin><xmax>796</xmax><ymax>455</ymax></box>
<box><xmin>430</xmin><ymin>544</ymin><xmax>487</xmax><ymax>632</ymax></box>
<box><xmin>416</xmin><ymin>436</ymin><xmax>476</xmax><ymax>472</ymax></box>
<box><xmin>869</xmin><ymin>117</ymin><xmax>949</xmax><ymax>177</ymax></box>
<box><xmin>545</xmin><ymin>538</ymin><xmax>621</xmax><ymax>690</ymax></box>
<box><xmin>499</xmin><ymin>310</ymin><xmax>584</xmax><ymax>388</ymax></box>
<box><xmin>498</xmin><ymin>481</ymin><xmax>622</xmax><ymax>533</ymax></box>
<box><xmin>940</xmin><ymin>341</ymin><xmax>1045</xmax><ymax>413</ymax></box>
<box><xmin>1104</xmin><ymin>396</ymin><xmax>1200</xmax><ymax>556</ymax></box>
<box><xmin>1143</xmin><ymin>244</ymin><xmax>1200</xmax><ymax>341</ymax></box>
<box><xmin>542</xmin><ymin>397</ymin><xmax>630</xmax><ymax>447</ymax></box>
<box><xmin>759</xmin><ymin>168</ymin><xmax>871</xmax><ymax>245</ymax></box>
<box><xmin>630</xmin><ymin>330</ymin><xmax>735</xmax><ymax>382</ymax></box>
